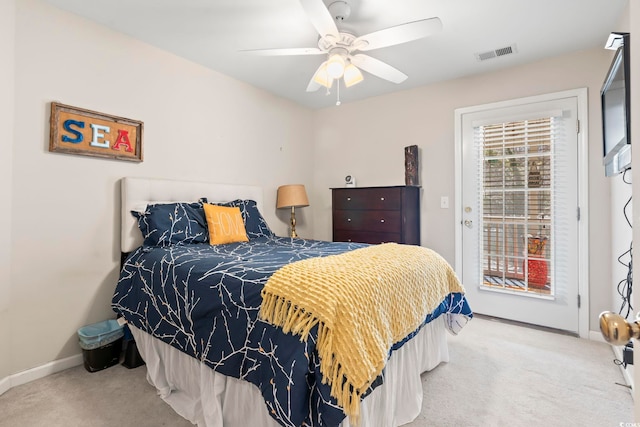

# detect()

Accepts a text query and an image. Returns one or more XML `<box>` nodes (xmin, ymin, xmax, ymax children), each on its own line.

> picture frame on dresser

<box><xmin>331</xmin><ymin>186</ymin><xmax>420</xmax><ymax>245</ymax></box>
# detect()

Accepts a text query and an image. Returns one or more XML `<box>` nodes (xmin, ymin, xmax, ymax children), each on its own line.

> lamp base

<box><xmin>289</xmin><ymin>206</ymin><xmax>298</xmax><ymax>238</ymax></box>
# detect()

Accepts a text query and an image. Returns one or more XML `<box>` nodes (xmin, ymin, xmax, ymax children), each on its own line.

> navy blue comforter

<box><xmin>112</xmin><ymin>236</ymin><xmax>472</xmax><ymax>427</ymax></box>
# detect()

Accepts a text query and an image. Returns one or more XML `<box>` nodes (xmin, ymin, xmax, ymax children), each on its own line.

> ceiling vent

<box><xmin>475</xmin><ymin>44</ymin><xmax>518</xmax><ymax>62</ymax></box>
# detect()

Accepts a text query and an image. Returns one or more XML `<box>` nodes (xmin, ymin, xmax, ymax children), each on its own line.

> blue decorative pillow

<box><xmin>132</xmin><ymin>202</ymin><xmax>208</xmax><ymax>247</ymax></box>
<box><xmin>219</xmin><ymin>199</ymin><xmax>274</xmax><ymax>239</ymax></box>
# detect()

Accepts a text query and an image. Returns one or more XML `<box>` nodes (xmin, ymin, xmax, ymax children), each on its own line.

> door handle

<box><xmin>599</xmin><ymin>311</ymin><xmax>640</xmax><ymax>345</ymax></box>
<box><xmin>464</xmin><ymin>220</ymin><xmax>473</xmax><ymax>228</ymax></box>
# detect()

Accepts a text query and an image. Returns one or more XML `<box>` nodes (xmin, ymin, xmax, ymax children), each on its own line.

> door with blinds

<box><xmin>458</xmin><ymin>94</ymin><xmax>580</xmax><ymax>333</ymax></box>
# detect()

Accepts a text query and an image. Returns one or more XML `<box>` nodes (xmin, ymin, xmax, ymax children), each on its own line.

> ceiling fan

<box><xmin>244</xmin><ymin>0</ymin><xmax>442</xmax><ymax>93</ymax></box>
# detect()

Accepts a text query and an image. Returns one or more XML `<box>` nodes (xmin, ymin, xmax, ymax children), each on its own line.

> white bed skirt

<box><xmin>130</xmin><ymin>317</ymin><xmax>449</xmax><ymax>427</ymax></box>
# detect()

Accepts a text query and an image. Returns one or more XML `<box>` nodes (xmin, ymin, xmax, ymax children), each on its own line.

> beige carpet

<box><xmin>0</xmin><ymin>316</ymin><xmax>633</xmax><ymax>427</ymax></box>
<box><xmin>405</xmin><ymin>316</ymin><xmax>633</xmax><ymax>427</ymax></box>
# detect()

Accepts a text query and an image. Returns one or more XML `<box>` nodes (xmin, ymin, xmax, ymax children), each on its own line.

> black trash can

<box><xmin>78</xmin><ymin>319</ymin><xmax>124</xmax><ymax>372</ymax></box>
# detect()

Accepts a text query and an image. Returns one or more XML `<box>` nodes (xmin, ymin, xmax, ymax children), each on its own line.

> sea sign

<box><xmin>49</xmin><ymin>102</ymin><xmax>143</xmax><ymax>162</ymax></box>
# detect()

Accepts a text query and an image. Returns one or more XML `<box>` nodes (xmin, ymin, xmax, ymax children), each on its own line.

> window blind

<box><xmin>475</xmin><ymin>117</ymin><xmax>557</xmax><ymax>294</ymax></box>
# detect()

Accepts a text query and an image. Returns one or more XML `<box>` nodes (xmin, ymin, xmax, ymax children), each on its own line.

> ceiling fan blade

<box><xmin>306</xmin><ymin>78</ymin><xmax>322</xmax><ymax>92</ymax></box>
<box><xmin>350</xmin><ymin>54</ymin><xmax>407</xmax><ymax>84</ymax></box>
<box><xmin>299</xmin><ymin>0</ymin><xmax>339</xmax><ymax>39</ymax></box>
<box><xmin>354</xmin><ymin>18</ymin><xmax>443</xmax><ymax>51</ymax></box>
<box><xmin>241</xmin><ymin>47</ymin><xmax>324</xmax><ymax>56</ymax></box>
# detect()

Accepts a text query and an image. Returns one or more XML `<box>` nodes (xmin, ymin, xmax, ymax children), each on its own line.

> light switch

<box><xmin>440</xmin><ymin>196</ymin><xmax>449</xmax><ymax>209</ymax></box>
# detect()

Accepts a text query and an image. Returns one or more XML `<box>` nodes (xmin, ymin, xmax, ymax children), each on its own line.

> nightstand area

<box><xmin>331</xmin><ymin>186</ymin><xmax>420</xmax><ymax>245</ymax></box>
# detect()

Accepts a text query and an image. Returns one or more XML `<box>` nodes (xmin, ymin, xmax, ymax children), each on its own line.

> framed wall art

<box><xmin>49</xmin><ymin>102</ymin><xmax>143</xmax><ymax>162</ymax></box>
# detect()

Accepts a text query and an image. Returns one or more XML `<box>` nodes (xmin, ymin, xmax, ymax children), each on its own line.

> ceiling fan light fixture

<box><xmin>343</xmin><ymin>63</ymin><xmax>363</xmax><ymax>87</ymax></box>
<box><xmin>312</xmin><ymin>61</ymin><xmax>334</xmax><ymax>88</ymax></box>
<box><xmin>326</xmin><ymin>54</ymin><xmax>346</xmax><ymax>79</ymax></box>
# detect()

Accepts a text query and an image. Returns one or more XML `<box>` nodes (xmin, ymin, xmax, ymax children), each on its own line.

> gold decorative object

<box><xmin>276</xmin><ymin>184</ymin><xmax>309</xmax><ymax>238</ymax></box>
<box><xmin>599</xmin><ymin>311</ymin><xmax>640</xmax><ymax>345</ymax></box>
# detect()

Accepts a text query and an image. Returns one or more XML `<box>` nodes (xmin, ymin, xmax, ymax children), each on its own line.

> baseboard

<box><xmin>590</xmin><ymin>330</ymin><xmax>634</xmax><ymax>397</ymax></box>
<box><xmin>610</xmin><ymin>344</ymin><xmax>634</xmax><ymax>397</ymax></box>
<box><xmin>0</xmin><ymin>375</ymin><xmax>9</xmax><ymax>396</ymax></box>
<box><xmin>0</xmin><ymin>353</ymin><xmax>83</xmax><ymax>397</ymax></box>
<box><xmin>589</xmin><ymin>330</ymin><xmax>606</xmax><ymax>342</ymax></box>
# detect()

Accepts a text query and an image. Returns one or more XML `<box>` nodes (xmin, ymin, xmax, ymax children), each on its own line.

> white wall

<box><xmin>609</xmin><ymin>1</ymin><xmax>632</xmax><ymax>321</ymax></box>
<box><xmin>6</xmin><ymin>0</ymin><xmax>314</xmax><ymax>376</ymax></box>
<box><xmin>0</xmin><ymin>0</ymin><xmax>16</xmax><ymax>382</ymax></box>
<box><xmin>610</xmin><ymin>2</ymin><xmax>633</xmax><ymax>322</ymax></box>
<box><xmin>611</xmin><ymin>172</ymin><xmax>633</xmax><ymax>318</ymax></box>
<box><xmin>629</xmin><ymin>0</ymin><xmax>640</xmax><ymax>416</ymax></box>
<box><xmin>311</xmin><ymin>47</ymin><xmax>614</xmax><ymax>332</ymax></box>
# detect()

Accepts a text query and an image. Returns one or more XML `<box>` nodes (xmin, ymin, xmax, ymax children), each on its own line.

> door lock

<box><xmin>464</xmin><ymin>220</ymin><xmax>473</xmax><ymax>228</ymax></box>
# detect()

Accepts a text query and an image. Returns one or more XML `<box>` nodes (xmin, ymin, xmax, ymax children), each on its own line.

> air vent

<box><xmin>475</xmin><ymin>44</ymin><xmax>518</xmax><ymax>62</ymax></box>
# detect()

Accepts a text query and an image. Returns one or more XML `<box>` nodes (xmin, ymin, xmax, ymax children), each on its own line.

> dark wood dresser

<box><xmin>331</xmin><ymin>186</ymin><xmax>420</xmax><ymax>245</ymax></box>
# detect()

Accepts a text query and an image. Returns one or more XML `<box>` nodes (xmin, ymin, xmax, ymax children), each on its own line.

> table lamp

<box><xmin>276</xmin><ymin>184</ymin><xmax>309</xmax><ymax>238</ymax></box>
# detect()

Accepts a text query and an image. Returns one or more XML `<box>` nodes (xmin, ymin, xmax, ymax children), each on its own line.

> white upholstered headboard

<box><xmin>121</xmin><ymin>176</ymin><xmax>265</xmax><ymax>253</ymax></box>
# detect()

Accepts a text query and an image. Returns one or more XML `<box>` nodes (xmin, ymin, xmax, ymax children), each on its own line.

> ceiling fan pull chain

<box><xmin>336</xmin><ymin>79</ymin><xmax>341</xmax><ymax>106</ymax></box>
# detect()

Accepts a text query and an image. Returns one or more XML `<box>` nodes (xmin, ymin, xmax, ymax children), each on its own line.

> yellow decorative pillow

<box><xmin>203</xmin><ymin>204</ymin><xmax>249</xmax><ymax>245</ymax></box>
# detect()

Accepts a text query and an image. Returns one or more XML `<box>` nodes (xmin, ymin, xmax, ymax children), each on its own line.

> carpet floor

<box><xmin>0</xmin><ymin>316</ymin><xmax>633</xmax><ymax>426</ymax></box>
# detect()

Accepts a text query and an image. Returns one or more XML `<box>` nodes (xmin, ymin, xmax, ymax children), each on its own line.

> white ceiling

<box><xmin>42</xmin><ymin>0</ymin><xmax>628</xmax><ymax>109</ymax></box>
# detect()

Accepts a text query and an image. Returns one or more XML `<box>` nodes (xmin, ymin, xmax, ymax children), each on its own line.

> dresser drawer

<box><xmin>333</xmin><ymin>188</ymin><xmax>401</xmax><ymax>211</ymax></box>
<box><xmin>333</xmin><ymin>230</ymin><xmax>402</xmax><ymax>245</ymax></box>
<box><xmin>333</xmin><ymin>210</ymin><xmax>401</xmax><ymax>232</ymax></box>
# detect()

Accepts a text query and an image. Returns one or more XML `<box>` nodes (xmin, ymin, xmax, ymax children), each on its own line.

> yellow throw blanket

<box><xmin>259</xmin><ymin>243</ymin><xmax>465</xmax><ymax>423</ymax></box>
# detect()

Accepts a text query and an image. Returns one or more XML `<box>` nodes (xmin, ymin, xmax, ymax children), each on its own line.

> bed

<box><xmin>112</xmin><ymin>176</ymin><xmax>472</xmax><ymax>427</ymax></box>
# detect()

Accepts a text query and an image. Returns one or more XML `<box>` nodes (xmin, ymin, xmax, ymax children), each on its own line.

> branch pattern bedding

<box><xmin>112</xmin><ymin>177</ymin><xmax>472</xmax><ymax>427</ymax></box>
<box><xmin>260</xmin><ymin>243</ymin><xmax>467</xmax><ymax>422</ymax></box>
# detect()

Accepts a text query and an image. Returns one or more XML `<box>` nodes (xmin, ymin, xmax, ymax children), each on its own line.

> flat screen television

<box><xmin>601</xmin><ymin>32</ymin><xmax>631</xmax><ymax>177</ymax></box>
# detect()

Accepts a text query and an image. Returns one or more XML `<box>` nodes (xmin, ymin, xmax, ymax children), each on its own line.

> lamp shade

<box><xmin>312</xmin><ymin>61</ymin><xmax>333</xmax><ymax>89</ymax></box>
<box><xmin>276</xmin><ymin>184</ymin><xmax>309</xmax><ymax>209</ymax></box>
<box><xmin>343</xmin><ymin>63</ymin><xmax>364</xmax><ymax>87</ymax></box>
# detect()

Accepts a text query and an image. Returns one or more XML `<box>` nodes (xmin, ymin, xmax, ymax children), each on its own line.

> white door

<box><xmin>456</xmin><ymin>92</ymin><xmax>584</xmax><ymax>333</ymax></box>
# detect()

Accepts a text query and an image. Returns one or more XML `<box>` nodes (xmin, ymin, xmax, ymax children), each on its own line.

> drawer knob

<box><xmin>347</xmin><ymin>239</ymin><xmax>352</xmax><ymax>242</ymax></box>
<box><xmin>380</xmin><ymin>219</ymin><xmax>385</xmax><ymax>223</ymax></box>
<box><xmin>380</xmin><ymin>197</ymin><xmax>385</xmax><ymax>201</ymax></box>
<box><xmin>347</xmin><ymin>197</ymin><xmax>351</xmax><ymax>201</ymax></box>
<box><xmin>347</xmin><ymin>218</ymin><xmax>351</xmax><ymax>222</ymax></box>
